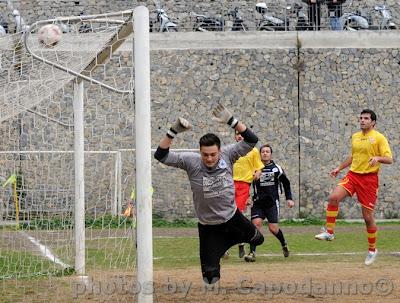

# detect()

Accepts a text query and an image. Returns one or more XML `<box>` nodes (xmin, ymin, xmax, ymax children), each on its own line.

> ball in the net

<box><xmin>38</xmin><ymin>24</ymin><xmax>62</xmax><ymax>47</ymax></box>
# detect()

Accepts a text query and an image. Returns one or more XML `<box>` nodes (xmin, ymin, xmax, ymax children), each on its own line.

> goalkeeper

<box><xmin>154</xmin><ymin>104</ymin><xmax>264</xmax><ymax>285</ymax></box>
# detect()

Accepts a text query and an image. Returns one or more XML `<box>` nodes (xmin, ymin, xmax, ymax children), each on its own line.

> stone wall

<box><xmin>1</xmin><ymin>31</ymin><xmax>400</xmax><ymax>220</ymax></box>
<box><xmin>298</xmin><ymin>46</ymin><xmax>400</xmax><ymax>219</ymax></box>
<box><xmin>149</xmin><ymin>46</ymin><xmax>300</xmax><ymax>220</ymax></box>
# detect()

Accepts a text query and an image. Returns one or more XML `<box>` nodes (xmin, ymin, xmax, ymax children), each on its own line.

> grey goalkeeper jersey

<box><xmin>159</xmin><ymin>141</ymin><xmax>255</xmax><ymax>225</ymax></box>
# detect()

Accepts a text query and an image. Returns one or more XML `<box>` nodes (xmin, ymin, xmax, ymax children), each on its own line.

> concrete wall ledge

<box><xmin>298</xmin><ymin>30</ymin><xmax>400</xmax><ymax>49</ymax></box>
<box><xmin>2</xmin><ymin>31</ymin><xmax>399</xmax><ymax>52</ymax></box>
<box><xmin>119</xmin><ymin>31</ymin><xmax>400</xmax><ymax>51</ymax></box>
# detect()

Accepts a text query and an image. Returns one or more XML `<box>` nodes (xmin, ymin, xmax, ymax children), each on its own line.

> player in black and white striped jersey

<box><xmin>245</xmin><ymin>144</ymin><xmax>295</xmax><ymax>262</ymax></box>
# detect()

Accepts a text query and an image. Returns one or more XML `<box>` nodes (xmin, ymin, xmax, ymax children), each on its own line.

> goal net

<box><xmin>0</xmin><ymin>10</ymin><xmax>146</xmax><ymax>301</ymax></box>
<box><xmin>1</xmin><ymin>10</ymin><xmax>133</xmax><ymax>122</ymax></box>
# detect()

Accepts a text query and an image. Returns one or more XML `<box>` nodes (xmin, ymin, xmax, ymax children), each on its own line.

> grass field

<box><xmin>1</xmin><ymin>222</ymin><xmax>400</xmax><ymax>302</ymax></box>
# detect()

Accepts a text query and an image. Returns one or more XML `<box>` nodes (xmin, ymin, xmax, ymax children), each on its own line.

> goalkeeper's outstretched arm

<box><xmin>154</xmin><ymin>117</ymin><xmax>191</xmax><ymax>161</ymax></box>
<box><xmin>212</xmin><ymin>104</ymin><xmax>258</xmax><ymax>145</ymax></box>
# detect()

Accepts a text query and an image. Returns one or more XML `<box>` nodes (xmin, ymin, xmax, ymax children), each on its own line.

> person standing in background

<box><xmin>302</xmin><ymin>0</ymin><xmax>323</xmax><ymax>30</ymax></box>
<box><xmin>326</xmin><ymin>0</ymin><xmax>346</xmax><ymax>30</ymax></box>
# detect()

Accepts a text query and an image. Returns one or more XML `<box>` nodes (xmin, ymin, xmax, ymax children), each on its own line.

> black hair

<box><xmin>260</xmin><ymin>144</ymin><xmax>272</xmax><ymax>154</ymax></box>
<box><xmin>199</xmin><ymin>133</ymin><xmax>221</xmax><ymax>149</ymax></box>
<box><xmin>360</xmin><ymin>109</ymin><xmax>377</xmax><ymax>122</ymax></box>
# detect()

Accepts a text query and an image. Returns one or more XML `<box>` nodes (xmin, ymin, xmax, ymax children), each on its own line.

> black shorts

<box><xmin>198</xmin><ymin>209</ymin><xmax>264</xmax><ymax>282</ymax></box>
<box><xmin>251</xmin><ymin>200</ymin><xmax>280</xmax><ymax>223</ymax></box>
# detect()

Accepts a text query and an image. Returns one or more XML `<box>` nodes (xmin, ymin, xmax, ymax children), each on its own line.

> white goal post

<box><xmin>134</xmin><ymin>6</ymin><xmax>153</xmax><ymax>303</ymax></box>
<box><xmin>19</xmin><ymin>6</ymin><xmax>153</xmax><ymax>303</ymax></box>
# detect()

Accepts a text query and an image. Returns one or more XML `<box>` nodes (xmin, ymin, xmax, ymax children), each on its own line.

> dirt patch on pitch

<box><xmin>3</xmin><ymin>257</ymin><xmax>399</xmax><ymax>302</ymax></box>
<box><xmin>151</xmin><ymin>261</ymin><xmax>400</xmax><ymax>303</ymax></box>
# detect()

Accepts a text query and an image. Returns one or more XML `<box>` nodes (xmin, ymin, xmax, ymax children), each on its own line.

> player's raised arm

<box><xmin>154</xmin><ymin>117</ymin><xmax>192</xmax><ymax>161</ymax></box>
<box><xmin>212</xmin><ymin>104</ymin><xmax>258</xmax><ymax>145</ymax></box>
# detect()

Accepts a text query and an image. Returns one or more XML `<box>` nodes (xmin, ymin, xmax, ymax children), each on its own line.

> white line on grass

<box><xmin>153</xmin><ymin>251</ymin><xmax>400</xmax><ymax>260</ymax></box>
<box><xmin>87</xmin><ymin>236</ymin><xmax>197</xmax><ymax>240</ymax></box>
<box><xmin>21</xmin><ymin>231</ymin><xmax>71</xmax><ymax>269</ymax></box>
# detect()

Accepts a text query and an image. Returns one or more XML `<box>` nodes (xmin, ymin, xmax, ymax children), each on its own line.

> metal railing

<box><xmin>148</xmin><ymin>1</ymin><xmax>399</xmax><ymax>32</ymax></box>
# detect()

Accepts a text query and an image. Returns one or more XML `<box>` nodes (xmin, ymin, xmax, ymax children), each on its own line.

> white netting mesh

<box><xmin>0</xmin><ymin>10</ymin><xmax>133</xmax><ymax>123</ymax></box>
<box><xmin>0</xmin><ymin>151</ymin><xmax>136</xmax><ymax>280</ymax></box>
<box><xmin>0</xmin><ymin>10</ymin><xmax>138</xmax><ymax>300</ymax></box>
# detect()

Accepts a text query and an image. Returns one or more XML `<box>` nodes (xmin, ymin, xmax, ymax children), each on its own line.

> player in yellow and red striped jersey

<box><xmin>315</xmin><ymin>109</ymin><xmax>393</xmax><ymax>266</ymax></box>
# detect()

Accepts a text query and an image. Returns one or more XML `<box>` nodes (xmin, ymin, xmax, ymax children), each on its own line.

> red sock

<box><xmin>326</xmin><ymin>204</ymin><xmax>339</xmax><ymax>235</ymax></box>
<box><xmin>367</xmin><ymin>227</ymin><xmax>377</xmax><ymax>252</ymax></box>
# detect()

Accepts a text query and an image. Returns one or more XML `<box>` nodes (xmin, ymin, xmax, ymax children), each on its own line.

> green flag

<box><xmin>3</xmin><ymin>174</ymin><xmax>17</xmax><ymax>188</ymax></box>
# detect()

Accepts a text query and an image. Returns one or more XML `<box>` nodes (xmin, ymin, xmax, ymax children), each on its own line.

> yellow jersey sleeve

<box><xmin>251</xmin><ymin>148</ymin><xmax>265</xmax><ymax>172</ymax></box>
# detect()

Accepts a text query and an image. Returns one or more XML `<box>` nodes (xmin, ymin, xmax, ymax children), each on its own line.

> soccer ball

<box><xmin>37</xmin><ymin>24</ymin><xmax>62</xmax><ymax>47</ymax></box>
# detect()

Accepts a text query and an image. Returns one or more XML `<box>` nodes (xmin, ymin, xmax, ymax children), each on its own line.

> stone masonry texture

<box><xmin>0</xmin><ymin>1</ymin><xmax>399</xmax><ymax>221</ymax></box>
